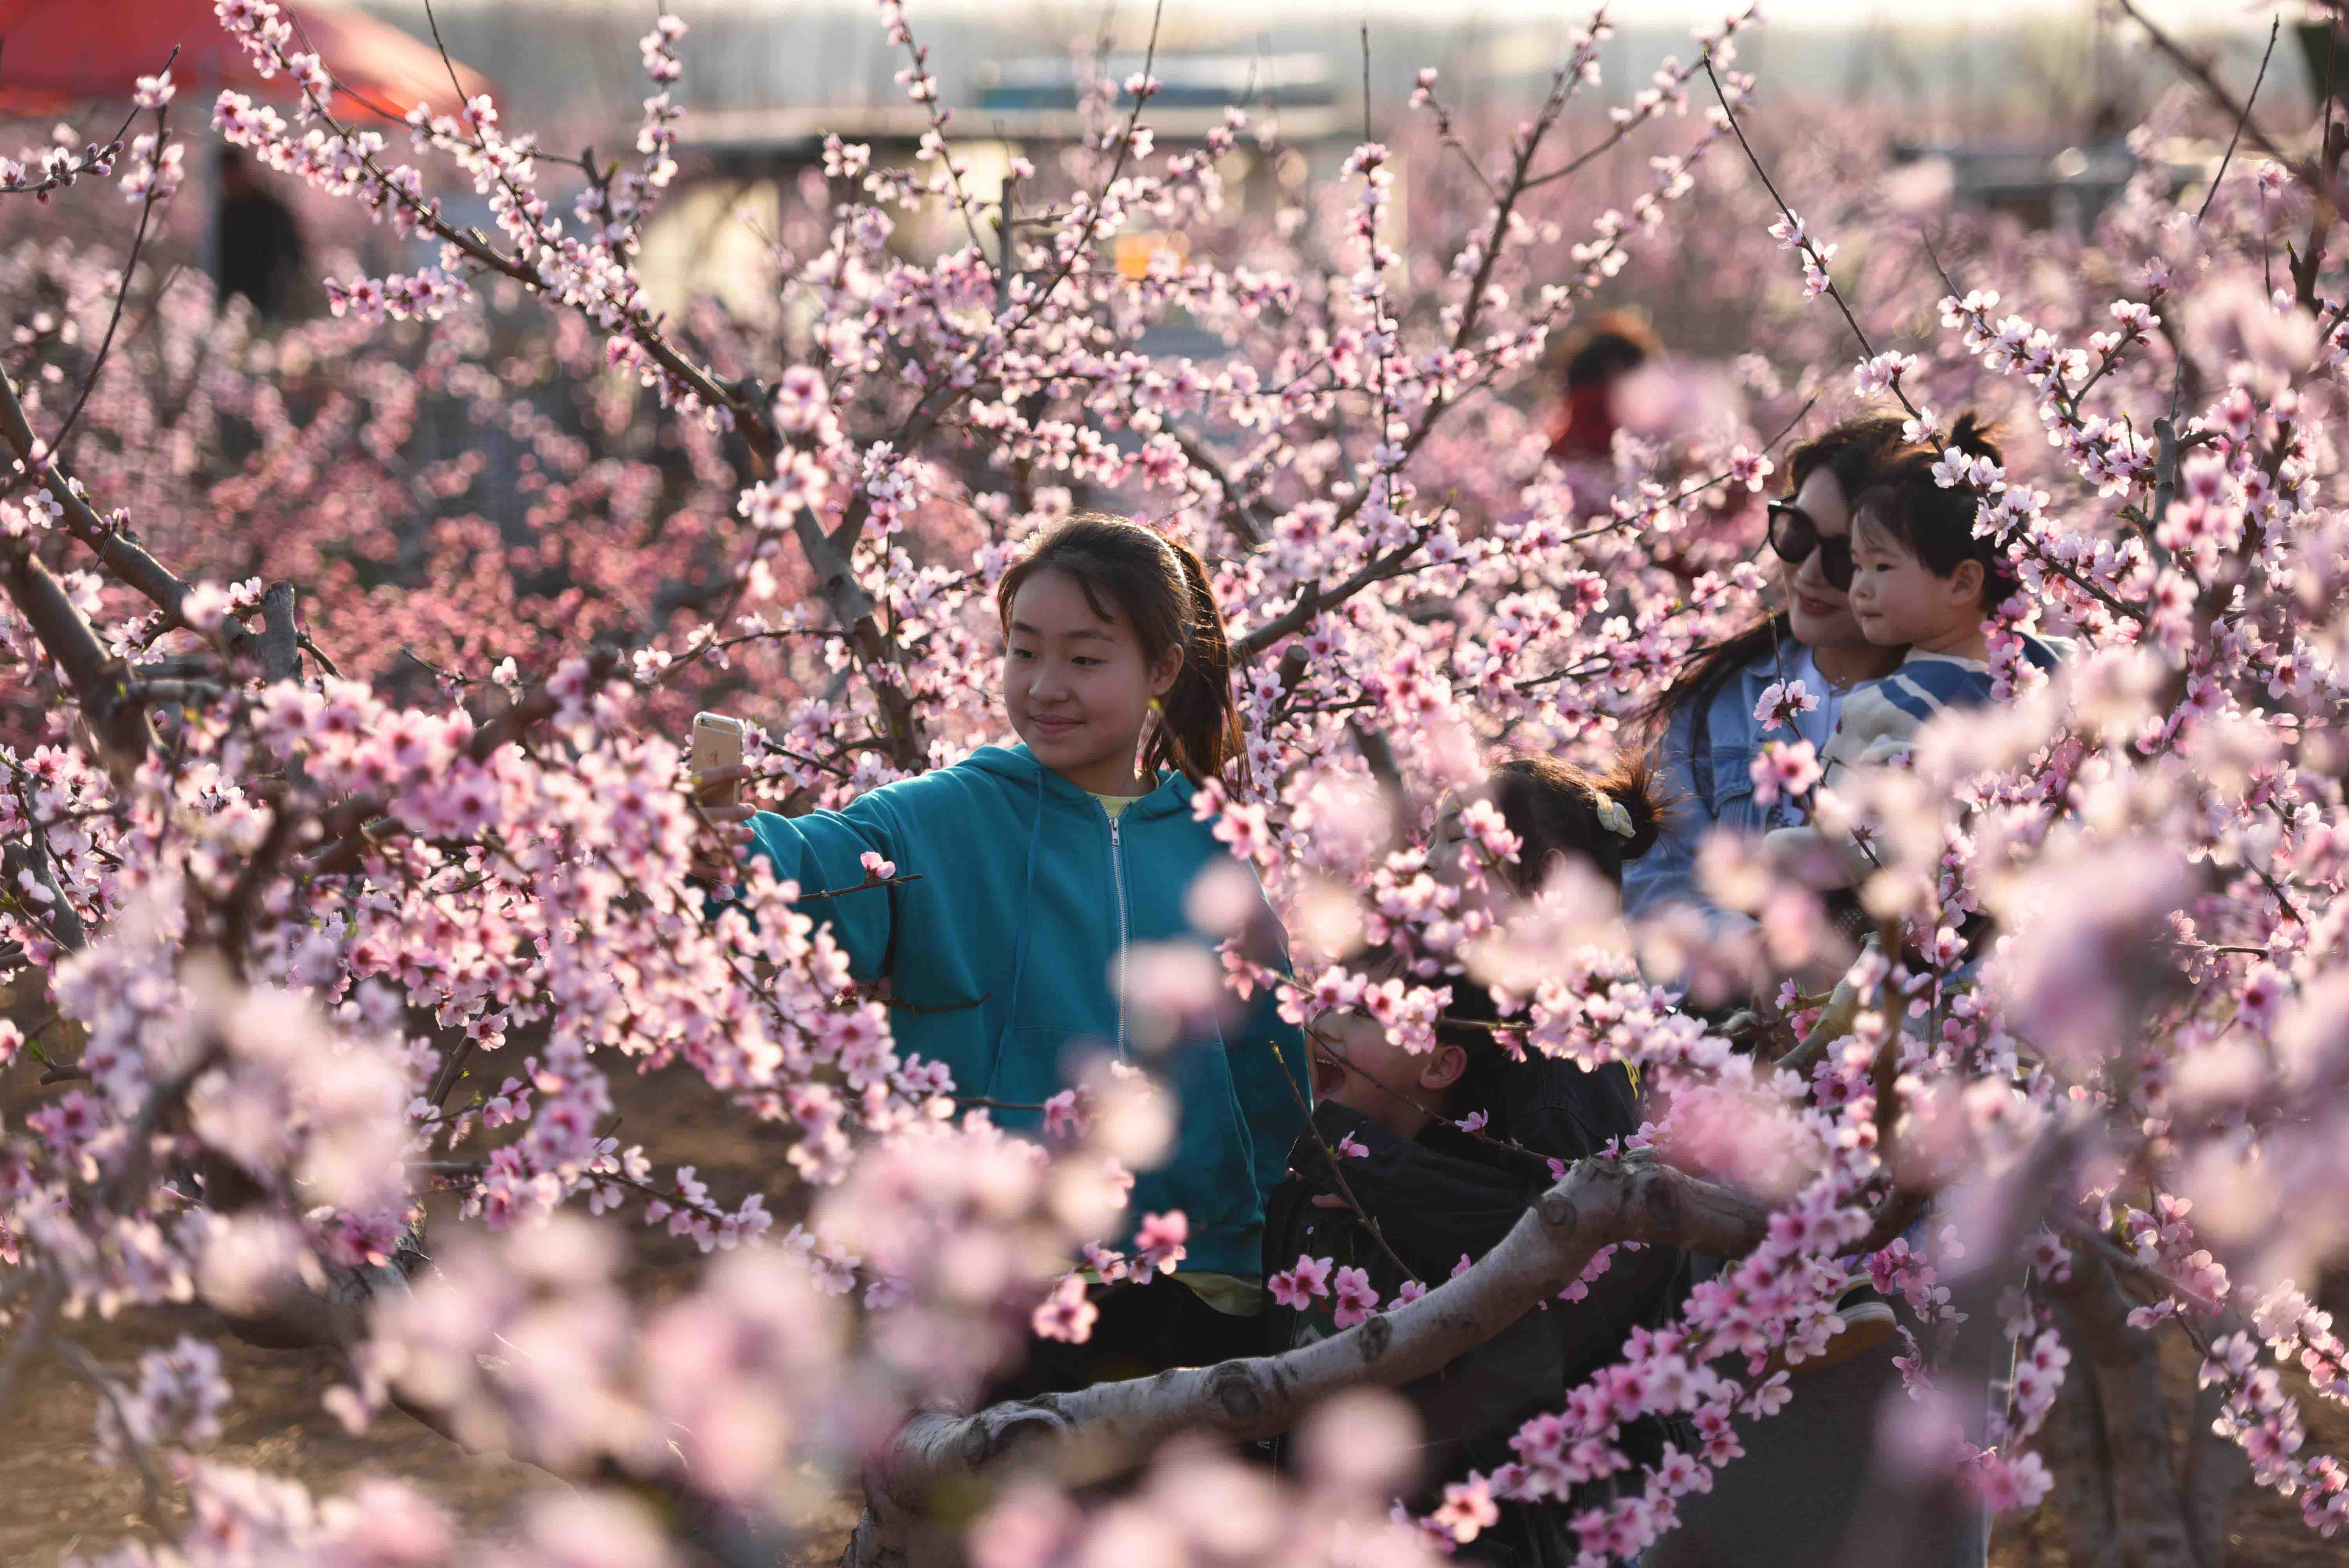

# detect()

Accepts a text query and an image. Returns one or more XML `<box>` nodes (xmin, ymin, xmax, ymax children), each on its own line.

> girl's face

<box><xmin>1779</xmin><ymin>469</ymin><xmax>1870</xmax><ymax>654</ymax></box>
<box><xmin>1425</xmin><ymin>794</ymin><xmax>1472</xmax><ymax>888</ymax></box>
<box><xmin>1427</xmin><ymin>788</ymin><xmax>1545</xmax><ymax>909</ymax></box>
<box><xmin>1003</xmin><ymin>568</ymin><xmax>1181</xmax><ymax>795</ymax></box>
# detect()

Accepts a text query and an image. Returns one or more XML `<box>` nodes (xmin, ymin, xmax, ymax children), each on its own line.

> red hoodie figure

<box><xmin>1545</xmin><ymin>311</ymin><xmax>1662</xmax><ymax>465</ymax></box>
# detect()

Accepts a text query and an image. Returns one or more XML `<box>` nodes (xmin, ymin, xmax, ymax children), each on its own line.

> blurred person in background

<box><xmin>212</xmin><ymin>148</ymin><xmax>305</xmax><ymax>321</ymax></box>
<box><xmin>1545</xmin><ymin>310</ymin><xmax>1663</xmax><ymax>466</ymax></box>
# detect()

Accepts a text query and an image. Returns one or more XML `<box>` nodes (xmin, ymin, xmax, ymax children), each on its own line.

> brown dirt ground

<box><xmin>0</xmin><ymin>1035</ymin><xmax>862</xmax><ymax>1565</ymax></box>
<box><xmin>1987</xmin><ymin>1285</ymin><xmax>2349</xmax><ymax>1568</ymax></box>
<box><xmin>4</xmin><ymin>1034</ymin><xmax>2345</xmax><ymax>1566</ymax></box>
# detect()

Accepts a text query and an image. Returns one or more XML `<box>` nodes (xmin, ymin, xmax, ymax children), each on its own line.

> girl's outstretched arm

<box><xmin>692</xmin><ymin>766</ymin><xmax>906</xmax><ymax>982</ymax></box>
<box><xmin>742</xmin><ymin>797</ymin><xmax>912</xmax><ymax>980</ymax></box>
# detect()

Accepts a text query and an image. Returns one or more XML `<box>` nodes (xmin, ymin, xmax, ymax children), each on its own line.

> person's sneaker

<box><xmin>1763</xmin><ymin>1279</ymin><xmax>1897</xmax><ymax>1378</ymax></box>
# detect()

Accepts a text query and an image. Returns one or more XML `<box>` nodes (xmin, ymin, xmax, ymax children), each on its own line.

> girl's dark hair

<box><xmin>1846</xmin><ymin>412</ymin><xmax>2020</xmax><ymax>608</ymax></box>
<box><xmin>1485</xmin><ymin>751</ymin><xmax>1665</xmax><ymax>891</ymax></box>
<box><xmin>994</xmin><ymin>513</ymin><xmax>1245</xmax><ymax>787</ymax></box>
<box><xmin>1643</xmin><ymin>411</ymin><xmax>1924</xmax><ymax>731</ymax></box>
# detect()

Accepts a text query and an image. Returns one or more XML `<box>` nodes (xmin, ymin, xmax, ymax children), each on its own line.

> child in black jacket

<box><xmin>1264</xmin><ymin>755</ymin><xmax>1687</xmax><ymax>1567</ymax></box>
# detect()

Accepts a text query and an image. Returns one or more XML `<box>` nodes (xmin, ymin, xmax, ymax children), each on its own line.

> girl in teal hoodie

<box><xmin>695</xmin><ymin>513</ymin><xmax>1308</xmax><ymax>1386</ymax></box>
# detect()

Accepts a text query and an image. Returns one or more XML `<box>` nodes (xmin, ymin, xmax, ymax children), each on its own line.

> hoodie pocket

<box><xmin>1153</xmin><ymin>1035</ymin><xmax>1261</xmax><ymax>1231</ymax></box>
<box><xmin>984</xmin><ymin>1026</ymin><xmax>1101</xmax><ymax>1130</ymax></box>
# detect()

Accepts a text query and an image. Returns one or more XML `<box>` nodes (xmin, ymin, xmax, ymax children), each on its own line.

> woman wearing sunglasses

<box><xmin>1622</xmin><ymin>413</ymin><xmax>1915</xmax><ymax>971</ymax></box>
<box><xmin>1633</xmin><ymin>411</ymin><xmax>2003</xmax><ymax>1568</ymax></box>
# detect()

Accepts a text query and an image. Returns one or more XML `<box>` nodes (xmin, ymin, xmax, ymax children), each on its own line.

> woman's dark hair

<box><xmin>1846</xmin><ymin>413</ymin><xmax>2019</xmax><ymax>607</ymax></box>
<box><xmin>1643</xmin><ymin>411</ymin><xmax>1923</xmax><ymax>731</ymax></box>
<box><xmin>1485</xmin><ymin>751</ymin><xmax>1665</xmax><ymax>891</ymax></box>
<box><xmin>994</xmin><ymin>513</ymin><xmax>1245</xmax><ymax>787</ymax></box>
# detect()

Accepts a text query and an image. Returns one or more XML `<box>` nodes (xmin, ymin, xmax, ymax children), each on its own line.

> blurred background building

<box><xmin>345</xmin><ymin>2</ymin><xmax>2303</xmax><ymax>305</ymax></box>
<box><xmin>0</xmin><ymin>0</ymin><xmax>2310</xmax><ymax>526</ymax></box>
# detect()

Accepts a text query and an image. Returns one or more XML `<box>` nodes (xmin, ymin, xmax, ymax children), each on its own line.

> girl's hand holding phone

<box><xmin>687</xmin><ymin>764</ymin><xmax>756</xmax><ymax>884</ymax></box>
<box><xmin>687</xmin><ymin>713</ymin><xmax>756</xmax><ymax>885</ymax></box>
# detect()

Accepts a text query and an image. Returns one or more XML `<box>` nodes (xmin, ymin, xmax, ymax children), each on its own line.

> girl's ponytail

<box><xmin>1485</xmin><ymin>750</ymin><xmax>1669</xmax><ymax>891</ymax></box>
<box><xmin>1590</xmin><ymin>752</ymin><xmax>1666</xmax><ymax>864</ymax></box>
<box><xmin>994</xmin><ymin>513</ymin><xmax>1246</xmax><ymax>789</ymax></box>
<box><xmin>1153</xmin><ymin>537</ymin><xmax>1246</xmax><ymax>788</ymax></box>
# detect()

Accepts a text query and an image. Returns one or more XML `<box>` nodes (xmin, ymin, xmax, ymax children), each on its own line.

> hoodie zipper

<box><xmin>1108</xmin><ymin>807</ymin><xmax>1130</xmax><ymax>1060</ymax></box>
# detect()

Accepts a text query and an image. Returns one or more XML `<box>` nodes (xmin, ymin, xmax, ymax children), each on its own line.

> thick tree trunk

<box><xmin>2044</xmin><ymin>1300</ymin><xmax>2124</xmax><ymax>1568</ymax></box>
<box><xmin>2051</xmin><ymin>1251</ymin><xmax>2235</xmax><ymax>1568</ymax></box>
<box><xmin>2180</xmin><ymin>1376</ymin><xmax>2246</xmax><ymax>1568</ymax></box>
<box><xmin>844</xmin><ymin>1155</ymin><xmax>1775</xmax><ymax>1567</ymax></box>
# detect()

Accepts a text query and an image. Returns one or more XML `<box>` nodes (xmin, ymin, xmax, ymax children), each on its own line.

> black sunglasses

<box><xmin>1766</xmin><ymin>501</ymin><xmax>1854</xmax><ymax>592</ymax></box>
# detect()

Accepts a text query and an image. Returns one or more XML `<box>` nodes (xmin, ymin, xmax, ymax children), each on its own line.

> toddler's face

<box><xmin>1848</xmin><ymin>509</ymin><xmax>1973</xmax><ymax>648</ymax></box>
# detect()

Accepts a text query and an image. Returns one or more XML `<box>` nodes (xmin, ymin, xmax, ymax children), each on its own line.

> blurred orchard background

<box><xmin>2</xmin><ymin>2</ymin><xmax>2345</xmax><ymax>1566</ymax></box>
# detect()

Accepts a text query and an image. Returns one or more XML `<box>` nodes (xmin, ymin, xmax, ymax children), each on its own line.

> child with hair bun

<box><xmin>1465</xmin><ymin>752</ymin><xmax>1666</xmax><ymax>893</ymax></box>
<box><xmin>1424</xmin><ymin>750</ymin><xmax>1665</xmax><ymax>1155</ymax></box>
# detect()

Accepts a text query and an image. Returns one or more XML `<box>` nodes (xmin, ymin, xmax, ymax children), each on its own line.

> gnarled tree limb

<box><xmin>791</xmin><ymin>508</ymin><xmax>924</xmax><ymax>768</ymax></box>
<box><xmin>847</xmin><ymin>1154</ymin><xmax>1772</xmax><ymax>1566</ymax></box>
<box><xmin>2180</xmin><ymin>1372</ymin><xmax>2244</xmax><ymax>1568</ymax></box>
<box><xmin>0</xmin><ymin>369</ymin><xmax>201</xmax><ymax>630</ymax></box>
<box><xmin>3</xmin><ymin>818</ymin><xmax>89</xmax><ymax>953</ymax></box>
<box><xmin>0</xmin><ymin>543</ymin><xmax>157</xmax><ymax>773</ymax></box>
<box><xmin>248</xmin><ymin>579</ymin><xmax>304</xmax><ymax>683</ymax></box>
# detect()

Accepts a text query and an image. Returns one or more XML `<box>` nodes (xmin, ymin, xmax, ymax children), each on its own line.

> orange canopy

<box><xmin>0</xmin><ymin>0</ymin><xmax>492</xmax><ymax>119</ymax></box>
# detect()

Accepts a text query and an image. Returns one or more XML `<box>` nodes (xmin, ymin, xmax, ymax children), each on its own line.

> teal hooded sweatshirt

<box><xmin>740</xmin><ymin>743</ymin><xmax>1308</xmax><ymax>1279</ymax></box>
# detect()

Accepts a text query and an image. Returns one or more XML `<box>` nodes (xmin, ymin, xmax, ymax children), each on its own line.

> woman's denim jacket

<box><xmin>1622</xmin><ymin>647</ymin><xmax>1845</xmax><ymax>941</ymax></box>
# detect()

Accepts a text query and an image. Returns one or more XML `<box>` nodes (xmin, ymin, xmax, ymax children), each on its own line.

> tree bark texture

<box><xmin>2051</xmin><ymin>1249</ymin><xmax>2243</xmax><ymax>1568</ymax></box>
<box><xmin>845</xmin><ymin>1155</ymin><xmax>1774</xmax><ymax>1567</ymax></box>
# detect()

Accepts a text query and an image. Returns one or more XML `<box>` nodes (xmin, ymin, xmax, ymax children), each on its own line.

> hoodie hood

<box><xmin>960</xmin><ymin>742</ymin><xmax>1201</xmax><ymax>822</ymax></box>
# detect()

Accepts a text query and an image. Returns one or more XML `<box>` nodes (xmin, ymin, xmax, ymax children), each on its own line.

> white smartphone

<box><xmin>691</xmin><ymin>712</ymin><xmax>746</xmax><ymax>805</ymax></box>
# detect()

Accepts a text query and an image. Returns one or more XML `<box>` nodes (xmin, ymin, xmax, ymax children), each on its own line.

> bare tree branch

<box><xmin>0</xmin><ymin>541</ymin><xmax>157</xmax><ymax>772</ymax></box>
<box><xmin>37</xmin><ymin>82</ymin><xmax>178</xmax><ymax>481</ymax></box>
<box><xmin>0</xmin><ymin>369</ymin><xmax>203</xmax><ymax>631</ymax></box>
<box><xmin>2112</xmin><ymin>0</ymin><xmax>2303</xmax><ymax>178</ymax></box>
<box><xmin>54</xmin><ymin>1339</ymin><xmax>178</xmax><ymax>1534</ymax></box>
<box><xmin>120</xmin><ymin>678</ymin><xmax>230</xmax><ymax>706</ymax></box>
<box><xmin>1236</xmin><ymin>534</ymin><xmax>1427</xmax><ymax>660</ymax></box>
<box><xmin>1170</xmin><ymin>426</ymin><xmax>1266</xmax><ymax>549</ymax></box>
<box><xmin>3</xmin><ymin>814</ymin><xmax>90</xmax><ymax>953</ymax></box>
<box><xmin>251</xmin><ymin>580</ymin><xmax>304</xmax><ymax>683</ymax></box>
